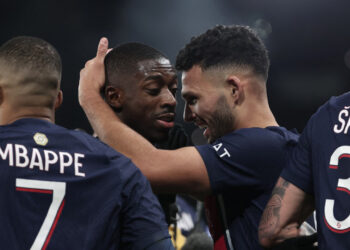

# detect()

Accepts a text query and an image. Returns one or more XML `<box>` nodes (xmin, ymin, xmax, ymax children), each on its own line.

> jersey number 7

<box><xmin>16</xmin><ymin>178</ymin><xmax>66</xmax><ymax>250</ymax></box>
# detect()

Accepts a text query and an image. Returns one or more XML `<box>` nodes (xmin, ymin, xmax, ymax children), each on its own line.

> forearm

<box><xmin>258</xmin><ymin>178</ymin><xmax>314</xmax><ymax>248</ymax></box>
<box><xmin>81</xmin><ymin>94</ymin><xmax>210</xmax><ymax>195</ymax></box>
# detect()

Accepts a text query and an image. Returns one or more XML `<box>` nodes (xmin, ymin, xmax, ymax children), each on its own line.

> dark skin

<box><xmin>104</xmin><ymin>56</ymin><xmax>180</xmax><ymax>225</ymax></box>
<box><xmin>105</xmin><ymin>57</ymin><xmax>178</xmax><ymax>143</ymax></box>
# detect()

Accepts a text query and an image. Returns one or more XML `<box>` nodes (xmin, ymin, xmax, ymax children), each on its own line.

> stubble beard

<box><xmin>207</xmin><ymin>95</ymin><xmax>234</xmax><ymax>143</ymax></box>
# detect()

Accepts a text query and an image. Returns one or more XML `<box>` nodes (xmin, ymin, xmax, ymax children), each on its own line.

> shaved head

<box><xmin>0</xmin><ymin>36</ymin><xmax>61</xmax><ymax>108</ymax></box>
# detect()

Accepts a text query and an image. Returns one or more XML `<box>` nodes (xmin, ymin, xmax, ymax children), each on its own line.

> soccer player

<box><xmin>103</xmin><ymin>43</ymin><xmax>191</xmax><ymax>227</ymax></box>
<box><xmin>0</xmin><ymin>36</ymin><xmax>173</xmax><ymax>249</ymax></box>
<box><xmin>103</xmin><ymin>43</ymin><xmax>203</xmax><ymax>249</ymax></box>
<box><xmin>79</xmin><ymin>25</ymin><xmax>299</xmax><ymax>249</ymax></box>
<box><xmin>103</xmin><ymin>43</ymin><xmax>180</xmax><ymax>146</ymax></box>
<box><xmin>258</xmin><ymin>92</ymin><xmax>350</xmax><ymax>249</ymax></box>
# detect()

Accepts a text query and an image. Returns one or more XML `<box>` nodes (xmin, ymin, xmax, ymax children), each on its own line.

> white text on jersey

<box><xmin>0</xmin><ymin>143</ymin><xmax>86</xmax><ymax>177</ymax></box>
<box><xmin>333</xmin><ymin>108</ymin><xmax>350</xmax><ymax>134</ymax></box>
<box><xmin>213</xmin><ymin>143</ymin><xmax>231</xmax><ymax>158</ymax></box>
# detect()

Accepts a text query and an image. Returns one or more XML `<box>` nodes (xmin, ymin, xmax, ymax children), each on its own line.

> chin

<box><xmin>149</xmin><ymin>132</ymin><xmax>169</xmax><ymax>144</ymax></box>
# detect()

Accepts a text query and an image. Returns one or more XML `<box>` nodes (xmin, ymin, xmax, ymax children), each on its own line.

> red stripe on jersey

<box><xmin>329</xmin><ymin>165</ymin><xmax>338</xmax><ymax>169</ymax></box>
<box><xmin>16</xmin><ymin>187</ymin><xmax>53</xmax><ymax>194</ymax></box>
<box><xmin>336</xmin><ymin>187</ymin><xmax>350</xmax><ymax>195</ymax></box>
<box><xmin>339</xmin><ymin>154</ymin><xmax>350</xmax><ymax>159</ymax></box>
<box><xmin>204</xmin><ymin>195</ymin><xmax>227</xmax><ymax>250</ymax></box>
<box><xmin>214</xmin><ymin>235</ymin><xmax>227</xmax><ymax>250</ymax></box>
<box><xmin>324</xmin><ymin>216</ymin><xmax>350</xmax><ymax>233</ymax></box>
<box><xmin>43</xmin><ymin>199</ymin><xmax>65</xmax><ymax>250</ymax></box>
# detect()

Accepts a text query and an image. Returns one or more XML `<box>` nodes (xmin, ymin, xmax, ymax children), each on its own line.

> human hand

<box><xmin>277</xmin><ymin>222</ymin><xmax>300</xmax><ymax>241</ymax></box>
<box><xmin>78</xmin><ymin>37</ymin><xmax>109</xmax><ymax>107</ymax></box>
<box><xmin>268</xmin><ymin>233</ymin><xmax>318</xmax><ymax>250</ymax></box>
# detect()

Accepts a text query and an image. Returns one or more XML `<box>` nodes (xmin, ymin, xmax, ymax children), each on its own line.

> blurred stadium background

<box><xmin>1</xmin><ymin>0</ymin><xmax>350</xmax><ymax>138</ymax></box>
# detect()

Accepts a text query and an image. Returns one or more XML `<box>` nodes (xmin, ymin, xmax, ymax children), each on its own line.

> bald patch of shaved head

<box><xmin>0</xmin><ymin>36</ymin><xmax>61</xmax><ymax>108</ymax></box>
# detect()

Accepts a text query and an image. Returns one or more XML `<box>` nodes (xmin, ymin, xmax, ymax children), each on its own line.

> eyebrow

<box><xmin>144</xmin><ymin>75</ymin><xmax>163</xmax><ymax>82</ymax></box>
<box><xmin>181</xmin><ymin>91</ymin><xmax>195</xmax><ymax>99</ymax></box>
<box><xmin>143</xmin><ymin>74</ymin><xmax>178</xmax><ymax>85</ymax></box>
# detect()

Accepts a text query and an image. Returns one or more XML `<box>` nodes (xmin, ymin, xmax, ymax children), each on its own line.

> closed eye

<box><xmin>146</xmin><ymin>88</ymin><xmax>161</xmax><ymax>96</ymax></box>
<box><xmin>170</xmin><ymin>88</ymin><xmax>178</xmax><ymax>97</ymax></box>
<box><xmin>187</xmin><ymin>97</ymin><xmax>197</xmax><ymax>105</ymax></box>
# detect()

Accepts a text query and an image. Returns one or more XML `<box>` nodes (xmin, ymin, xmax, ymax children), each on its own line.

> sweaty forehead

<box><xmin>137</xmin><ymin>58</ymin><xmax>176</xmax><ymax>76</ymax></box>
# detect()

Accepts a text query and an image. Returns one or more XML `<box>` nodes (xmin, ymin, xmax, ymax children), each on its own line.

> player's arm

<box><xmin>79</xmin><ymin>38</ymin><xmax>210</xmax><ymax>198</ymax></box>
<box><xmin>258</xmin><ymin>177</ymin><xmax>314</xmax><ymax>248</ymax></box>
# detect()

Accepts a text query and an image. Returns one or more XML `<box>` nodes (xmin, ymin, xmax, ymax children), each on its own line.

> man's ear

<box><xmin>226</xmin><ymin>75</ymin><xmax>244</xmax><ymax>105</ymax></box>
<box><xmin>54</xmin><ymin>90</ymin><xmax>63</xmax><ymax>110</ymax></box>
<box><xmin>105</xmin><ymin>86</ymin><xmax>124</xmax><ymax>110</ymax></box>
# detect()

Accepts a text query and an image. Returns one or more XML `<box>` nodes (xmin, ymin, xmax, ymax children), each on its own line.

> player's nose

<box><xmin>160</xmin><ymin>90</ymin><xmax>176</xmax><ymax>108</ymax></box>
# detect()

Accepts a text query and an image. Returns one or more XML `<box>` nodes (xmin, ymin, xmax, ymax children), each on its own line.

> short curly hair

<box><xmin>176</xmin><ymin>25</ymin><xmax>269</xmax><ymax>80</ymax></box>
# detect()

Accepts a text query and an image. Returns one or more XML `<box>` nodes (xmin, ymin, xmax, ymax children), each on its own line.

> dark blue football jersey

<box><xmin>0</xmin><ymin>118</ymin><xmax>170</xmax><ymax>250</ymax></box>
<box><xmin>196</xmin><ymin>127</ymin><xmax>298</xmax><ymax>250</ymax></box>
<box><xmin>282</xmin><ymin>92</ymin><xmax>350</xmax><ymax>250</ymax></box>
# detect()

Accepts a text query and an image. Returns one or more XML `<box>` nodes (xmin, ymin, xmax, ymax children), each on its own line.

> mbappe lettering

<box><xmin>0</xmin><ymin>143</ymin><xmax>85</xmax><ymax>177</ymax></box>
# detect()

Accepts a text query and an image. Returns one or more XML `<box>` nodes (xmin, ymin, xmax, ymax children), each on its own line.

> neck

<box><xmin>235</xmin><ymin>97</ymin><xmax>278</xmax><ymax>130</ymax></box>
<box><xmin>234</xmin><ymin>78</ymin><xmax>278</xmax><ymax>130</ymax></box>
<box><xmin>0</xmin><ymin>105</ymin><xmax>54</xmax><ymax>125</ymax></box>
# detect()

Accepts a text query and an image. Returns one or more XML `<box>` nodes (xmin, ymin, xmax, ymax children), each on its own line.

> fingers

<box><xmin>84</xmin><ymin>59</ymin><xmax>93</xmax><ymax>68</ymax></box>
<box><xmin>277</xmin><ymin>223</ymin><xmax>300</xmax><ymax>241</ymax></box>
<box><xmin>78</xmin><ymin>37</ymin><xmax>108</xmax><ymax>105</ymax></box>
<box><xmin>96</xmin><ymin>37</ymin><xmax>109</xmax><ymax>62</ymax></box>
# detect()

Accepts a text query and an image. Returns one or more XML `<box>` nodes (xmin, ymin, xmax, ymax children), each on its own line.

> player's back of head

<box><xmin>104</xmin><ymin>42</ymin><xmax>167</xmax><ymax>89</ymax></box>
<box><xmin>0</xmin><ymin>36</ymin><xmax>62</xmax><ymax>109</ymax></box>
<box><xmin>175</xmin><ymin>25</ymin><xmax>269</xmax><ymax>81</ymax></box>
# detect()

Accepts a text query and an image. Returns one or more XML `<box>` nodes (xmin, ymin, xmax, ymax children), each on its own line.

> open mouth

<box><xmin>195</xmin><ymin>120</ymin><xmax>210</xmax><ymax>139</ymax></box>
<box><xmin>195</xmin><ymin>119</ymin><xmax>207</xmax><ymax>130</ymax></box>
<box><xmin>157</xmin><ymin>113</ymin><xmax>174</xmax><ymax>122</ymax></box>
<box><xmin>156</xmin><ymin>113</ymin><xmax>175</xmax><ymax>128</ymax></box>
<box><xmin>203</xmin><ymin>127</ymin><xmax>210</xmax><ymax>138</ymax></box>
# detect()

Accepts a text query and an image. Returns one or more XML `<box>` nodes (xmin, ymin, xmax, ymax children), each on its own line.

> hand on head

<box><xmin>78</xmin><ymin>37</ymin><xmax>109</xmax><ymax>106</ymax></box>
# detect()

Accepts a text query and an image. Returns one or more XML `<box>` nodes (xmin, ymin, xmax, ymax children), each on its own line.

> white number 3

<box><xmin>16</xmin><ymin>178</ymin><xmax>66</xmax><ymax>250</ymax></box>
<box><xmin>325</xmin><ymin>146</ymin><xmax>350</xmax><ymax>233</ymax></box>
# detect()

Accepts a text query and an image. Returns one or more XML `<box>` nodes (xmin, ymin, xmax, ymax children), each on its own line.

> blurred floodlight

<box><xmin>253</xmin><ymin>19</ymin><xmax>272</xmax><ymax>40</ymax></box>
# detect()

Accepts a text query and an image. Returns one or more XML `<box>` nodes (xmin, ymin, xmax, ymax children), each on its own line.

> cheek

<box><xmin>134</xmin><ymin>99</ymin><xmax>159</xmax><ymax>117</ymax></box>
<box><xmin>202</xmin><ymin>98</ymin><xmax>219</xmax><ymax>115</ymax></box>
<box><xmin>196</xmin><ymin>103</ymin><xmax>211</xmax><ymax>117</ymax></box>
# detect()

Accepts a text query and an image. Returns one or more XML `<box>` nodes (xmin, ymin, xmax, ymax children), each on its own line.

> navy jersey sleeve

<box><xmin>281</xmin><ymin>116</ymin><xmax>314</xmax><ymax>194</ymax></box>
<box><xmin>195</xmin><ymin>128</ymin><xmax>294</xmax><ymax>194</ymax></box>
<box><xmin>105</xmin><ymin>148</ymin><xmax>172</xmax><ymax>249</ymax></box>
